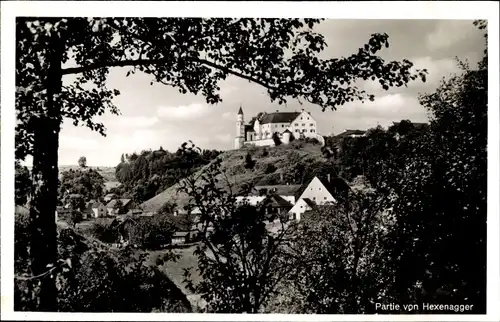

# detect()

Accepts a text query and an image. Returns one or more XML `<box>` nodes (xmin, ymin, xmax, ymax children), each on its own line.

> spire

<box><xmin>237</xmin><ymin>105</ymin><xmax>243</xmax><ymax>115</ymax></box>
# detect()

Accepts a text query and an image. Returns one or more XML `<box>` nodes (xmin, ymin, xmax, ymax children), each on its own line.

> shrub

<box><xmin>14</xmin><ymin>214</ymin><xmax>191</xmax><ymax>312</ymax></box>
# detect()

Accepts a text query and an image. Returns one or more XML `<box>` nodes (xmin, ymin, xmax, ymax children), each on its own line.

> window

<box><xmin>282</xmin><ymin>124</ymin><xmax>284</xmax><ymax>127</ymax></box>
<box><xmin>300</xmin><ymin>117</ymin><xmax>303</xmax><ymax>120</ymax></box>
<box><xmin>302</xmin><ymin>123</ymin><xmax>305</xmax><ymax>126</ymax></box>
<box><xmin>310</xmin><ymin>123</ymin><xmax>314</xmax><ymax>126</ymax></box>
<box><xmin>324</xmin><ymin>197</ymin><xmax>327</xmax><ymax>200</ymax></box>
<box><xmin>307</xmin><ymin>117</ymin><xmax>310</xmax><ymax>120</ymax></box>
<box><xmin>295</xmin><ymin>123</ymin><xmax>298</xmax><ymax>126</ymax></box>
<box><xmin>295</xmin><ymin>129</ymin><xmax>299</xmax><ymax>133</ymax></box>
<box><xmin>310</xmin><ymin>129</ymin><xmax>314</xmax><ymax>133</ymax></box>
<box><xmin>313</xmin><ymin>197</ymin><xmax>316</xmax><ymax>200</ymax></box>
<box><xmin>319</xmin><ymin>187</ymin><xmax>322</xmax><ymax>191</ymax></box>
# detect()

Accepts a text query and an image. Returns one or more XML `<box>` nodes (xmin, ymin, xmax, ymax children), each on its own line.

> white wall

<box><xmin>289</xmin><ymin>111</ymin><xmax>317</xmax><ymax>138</ymax></box>
<box><xmin>288</xmin><ymin>198</ymin><xmax>313</xmax><ymax>221</ymax></box>
<box><xmin>298</xmin><ymin>177</ymin><xmax>336</xmax><ymax>205</ymax></box>
<box><xmin>244</xmin><ymin>138</ymin><xmax>276</xmax><ymax>147</ymax></box>
<box><xmin>236</xmin><ymin>196</ymin><xmax>266</xmax><ymax>206</ymax></box>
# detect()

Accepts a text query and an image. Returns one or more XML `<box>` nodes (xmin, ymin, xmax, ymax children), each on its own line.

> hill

<box><xmin>141</xmin><ymin>142</ymin><xmax>331</xmax><ymax>213</ymax></box>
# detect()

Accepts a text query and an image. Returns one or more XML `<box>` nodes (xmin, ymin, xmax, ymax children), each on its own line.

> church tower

<box><xmin>234</xmin><ymin>106</ymin><xmax>245</xmax><ymax>149</ymax></box>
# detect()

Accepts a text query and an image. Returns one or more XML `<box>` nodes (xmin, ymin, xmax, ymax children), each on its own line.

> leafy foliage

<box><xmin>15</xmin><ymin>161</ymin><xmax>31</xmax><ymax>205</ymax></box>
<box><xmin>14</xmin><ymin>213</ymin><xmax>191</xmax><ymax>312</ymax></box>
<box><xmin>178</xmin><ymin>143</ymin><xmax>297</xmax><ymax>313</ymax></box>
<box><xmin>58</xmin><ymin>168</ymin><xmax>106</xmax><ymax>203</ymax></box>
<box><xmin>16</xmin><ymin>17</ymin><xmax>426</xmax><ymax>311</ymax></box>
<box><xmin>78</xmin><ymin>156</ymin><xmax>87</xmax><ymax>168</ymax></box>
<box><xmin>114</xmin><ymin>147</ymin><xmax>221</xmax><ymax>203</ymax></box>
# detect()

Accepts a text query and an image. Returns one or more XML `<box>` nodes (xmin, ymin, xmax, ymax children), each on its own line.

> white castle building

<box><xmin>234</xmin><ymin>107</ymin><xmax>325</xmax><ymax>149</ymax></box>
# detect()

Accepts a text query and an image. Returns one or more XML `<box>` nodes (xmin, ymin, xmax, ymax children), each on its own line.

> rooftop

<box><xmin>258</xmin><ymin>112</ymin><xmax>301</xmax><ymax>125</ymax></box>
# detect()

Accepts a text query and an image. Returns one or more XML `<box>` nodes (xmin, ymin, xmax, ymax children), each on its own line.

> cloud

<box><xmin>411</xmin><ymin>56</ymin><xmax>459</xmax><ymax>85</ymax></box>
<box><xmin>426</xmin><ymin>20</ymin><xmax>477</xmax><ymax>51</ymax></box>
<box><xmin>156</xmin><ymin>103</ymin><xmax>214</xmax><ymax>120</ymax></box>
<box><xmin>59</xmin><ymin>135</ymin><xmax>100</xmax><ymax>151</ymax></box>
<box><xmin>107</xmin><ymin>116</ymin><xmax>160</xmax><ymax>129</ymax></box>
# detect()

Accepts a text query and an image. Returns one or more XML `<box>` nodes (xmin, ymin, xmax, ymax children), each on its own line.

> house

<box><xmin>234</xmin><ymin>107</ymin><xmax>325</xmax><ymax>149</ymax></box>
<box><xmin>288</xmin><ymin>197</ymin><xmax>317</xmax><ymax>221</ymax></box>
<box><xmin>171</xmin><ymin>231</ymin><xmax>191</xmax><ymax>245</ymax></box>
<box><xmin>236</xmin><ymin>184</ymin><xmax>302</xmax><ymax>206</ymax></box>
<box><xmin>288</xmin><ymin>174</ymin><xmax>351</xmax><ymax>221</ymax></box>
<box><xmin>86</xmin><ymin>200</ymin><xmax>107</xmax><ymax>218</ymax></box>
<box><xmin>106</xmin><ymin>198</ymin><xmax>134</xmax><ymax>216</ymax></box>
<box><xmin>259</xmin><ymin>194</ymin><xmax>294</xmax><ymax>222</ymax></box>
<box><xmin>335</xmin><ymin>129</ymin><xmax>366</xmax><ymax>139</ymax></box>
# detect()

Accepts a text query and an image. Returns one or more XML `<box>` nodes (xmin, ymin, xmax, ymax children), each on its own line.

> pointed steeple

<box><xmin>237</xmin><ymin>106</ymin><xmax>243</xmax><ymax>115</ymax></box>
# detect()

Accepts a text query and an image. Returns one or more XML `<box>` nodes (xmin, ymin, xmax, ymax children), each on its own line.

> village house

<box><xmin>335</xmin><ymin>129</ymin><xmax>366</xmax><ymax>139</ymax></box>
<box><xmin>106</xmin><ymin>198</ymin><xmax>134</xmax><ymax>216</ymax></box>
<box><xmin>104</xmin><ymin>193</ymin><xmax>117</xmax><ymax>203</ymax></box>
<box><xmin>85</xmin><ymin>200</ymin><xmax>107</xmax><ymax>218</ymax></box>
<box><xmin>236</xmin><ymin>183</ymin><xmax>303</xmax><ymax>206</ymax></box>
<box><xmin>288</xmin><ymin>174</ymin><xmax>351</xmax><ymax>221</ymax></box>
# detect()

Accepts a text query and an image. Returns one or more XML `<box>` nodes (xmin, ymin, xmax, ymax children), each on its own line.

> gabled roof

<box><xmin>301</xmin><ymin>198</ymin><xmax>317</xmax><ymax>209</ymax></box>
<box><xmin>88</xmin><ymin>201</ymin><xmax>105</xmax><ymax>208</ymax></box>
<box><xmin>250</xmin><ymin>184</ymin><xmax>302</xmax><ymax>198</ymax></box>
<box><xmin>335</xmin><ymin>129</ymin><xmax>366</xmax><ymax>138</ymax></box>
<box><xmin>261</xmin><ymin>194</ymin><xmax>293</xmax><ymax>208</ymax></box>
<box><xmin>259</xmin><ymin>112</ymin><xmax>301</xmax><ymax>124</ymax></box>
<box><xmin>316</xmin><ymin>176</ymin><xmax>352</xmax><ymax>201</ymax></box>
<box><xmin>106</xmin><ymin>198</ymin><xmax>132</xmax><ymax>208</ymax></box>
<box><xmin>244</xmin><ymin>124</ymin><xmax>255</xmax><ymax>133</ymax></box>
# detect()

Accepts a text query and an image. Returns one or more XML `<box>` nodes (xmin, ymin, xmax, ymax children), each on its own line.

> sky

<box><xmin>34</xmin><ymin>19</ymin><xmax>486</xmax><ymax>167</ymax></box>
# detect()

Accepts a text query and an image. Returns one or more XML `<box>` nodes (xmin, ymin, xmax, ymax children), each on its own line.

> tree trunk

<box><xmin>28</xmin><ymin>34</ymin><xmax>63</xmax><ymax>312</ymax></box>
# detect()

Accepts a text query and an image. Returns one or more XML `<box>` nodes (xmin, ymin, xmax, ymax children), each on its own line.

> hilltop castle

<box><xmin>234</xmin><ymin>107</ymin><xmax>325</xmax><ymax>149</ymax></box>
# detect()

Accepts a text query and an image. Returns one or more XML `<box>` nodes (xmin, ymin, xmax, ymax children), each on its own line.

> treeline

<box><xmin>113</xmin><ymin>146</ymin><xmax>222</xmax><ymax>203</ymax></box>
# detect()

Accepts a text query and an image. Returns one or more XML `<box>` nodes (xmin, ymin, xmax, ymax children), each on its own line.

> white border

<box><xmin>1</xmin><ymin>1</ymin><xmax>499</xmax><ymax>321</ymax></box>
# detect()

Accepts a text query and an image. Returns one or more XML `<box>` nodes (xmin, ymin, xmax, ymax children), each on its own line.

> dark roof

<box><xmin>259</xmin><ymin>112</ymin><xmax>301</xmax><ymax>125</ymax></box>
<box><xmin>250</xmin><ymin>184</ymin><xmax>302</xmax><ymax>197</ymax></box>
<box><xmin>317</xmin><ymin>176</ymin><xmax>352</xmax><ymax>201</ymax></box>
<box><xmin>393</xmin><ymin>121</ymin><xmax>429</xmax><ymax>128</ymax></box>
<box><xmin>283</xmin><ymin>129</ymin><xmax>292</xmax><ymax>134</ymax></box>
<box><xmin>238</xmin><ymin>106</ymin><xmax>244</xmax><ymax>115</ymax></box>
<box><xmin>335</xmin><ymin>129</ymin><xmax>366</xmax><ymax>138</ymax></box>
<box><xmin>244</xmin><ymin>124</ymin><xmax>255</xmax><ymax>133</ymax></box>
<box><xmin>301</xmin><ymin>198</ymin><xmax>317</xmax><ymax>209</ymax></box>
<box><xmin>106</xmin><ymin>198</ymin><xmax>132</xmax><ymax>208</ymax></box>
<box><xmin>261</xmin><ymin>195</ymin><xmax>293</xmax><ymax>208</ymax></box>
<box><xmin>173</xmin><ymin>231</ymin><xmax>190</xmax><ymax>238</ymax></box>
<box><xmin>87</xmin><ymin>200</ymin><xmax>105</xmax><ymax>208</ymax></box>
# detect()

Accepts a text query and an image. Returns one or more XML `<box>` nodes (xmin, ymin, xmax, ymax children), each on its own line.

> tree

<box><xmin>385</xmin><ymin>21</ymin><xmax>487</xmax><ymax>313</ymax></box>
<box><xmin>178</xmin><ymin>143</ymin><xmax>297</xmax><ymax>313</ymax></box>
<box><xmin>244</xmin><ymin>152</ymin><xmax>256</xmax><ymax>170</ymax></box>
<box><xmin>58</xmin><ymin>169</ymin><xmax>105</xmax><ymax>204</ymax></box>
<box><xmin>282</xmin><ymin>189</ymin><xmax>394</xmax><ymax>314</ymax></box>
<box><xmin>272</xmin><ymin>132</ymin><xmax>282</xmax><ymax>146</ymax></box>
<box><xmin>16</xmin><ymin>17</ymin><xmax>426</xmax><ymax>311</ymax></box>
<box><xmin>78</xmin><ymin>156</ymin><xmax>87</xmax><ymax>168</ymax></box>
<box><xmin>15</xmin><ymin>161</ymin><xmax>31</xmax><ymax>205</ymax></box>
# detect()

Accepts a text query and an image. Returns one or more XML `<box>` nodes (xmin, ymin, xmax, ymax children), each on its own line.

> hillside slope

<box><xmin>141</xmin><ymin>143</ymin><xmax>330</xmax><ymax>213</ymax></box>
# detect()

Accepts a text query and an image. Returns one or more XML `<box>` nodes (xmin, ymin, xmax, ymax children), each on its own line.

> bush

<box><xmin>14</xmin><ymin>214</ymin><xmax>191</xmax><ymax>312</ymax></box>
